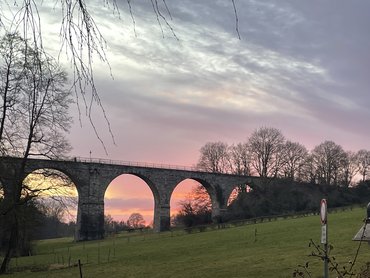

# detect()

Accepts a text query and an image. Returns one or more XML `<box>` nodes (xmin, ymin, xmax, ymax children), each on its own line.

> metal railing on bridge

<box><xmin>69</xmin><ymin>156</ymin><xmax>200</xmax><ymax>172</ymax></box>
<box><xmin>4</xmin><ymin>155</ymin><xmax>248</xmax><ymax>175</ymax></box>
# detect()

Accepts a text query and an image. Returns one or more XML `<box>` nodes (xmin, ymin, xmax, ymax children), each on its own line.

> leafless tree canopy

<box><xmin>173</xmin><ymin>184</ymin><xmax>212</xmax><ymax>227</ymax></box>
<box><xmin>248</xmin><ymin>127</ymin><xmax>285</xmax><ymax>178</ymax></box>
<box><xmin>196</xmin><ymin>126</ymin><xmax>370</xmax><ymax>186</ymax></box>
<box><xmin>127</xmin><ymin>212</ymin><xmax>146</xmax><ymax>229</ymax></box>
<box><xmin>311</xmin><ymin>141</ymin><xmax>348</xmax><ymax>186</ymax></box>
<box><xmin>229</xmin><ymin>143</ymin><xmax>250</xmax><ymax>175</ymax></box>
<box><xmin>281</xmin><ymin>141</ymin><xmax>308</xmax><ymax>181</ymax></box>
<box><xmin>357</xmin><ymin>149</ymin><xmax>370</xmax><ymax>181</ymax></box>
<box><xmin>0</xmin><ymin>33</ymin><xmax>72</xmax><ymax>158</ymax></box>
<box><xmin>196</xmin><ymin>141</ymin><xmax>230</xmax><ymax>173</ymax></box>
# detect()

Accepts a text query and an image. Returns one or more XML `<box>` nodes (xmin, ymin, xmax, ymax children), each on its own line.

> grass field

<box><xmin>3</xmin><ymin>207</ymin><xmax>370</xmax><ymax>277</ymax></box>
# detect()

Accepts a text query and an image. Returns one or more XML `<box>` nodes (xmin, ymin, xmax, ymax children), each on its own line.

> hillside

<box><xmin>4</xmin><ymin>206</ymin><xmax>370</xmax><ymax>277</ymax></box>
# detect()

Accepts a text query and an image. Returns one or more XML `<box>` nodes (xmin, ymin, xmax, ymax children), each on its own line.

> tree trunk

<box><xmin>0</xmin><ymin>212</ymin><xmax>18</xmax><ymax>274</ymax></box>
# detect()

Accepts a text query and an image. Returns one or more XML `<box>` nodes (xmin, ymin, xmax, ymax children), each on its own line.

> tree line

<box><xmin>172</xmin><ymin>178</ymin><xmax>370</xmax><ymax>229</ymax></box>
<box><xmin>172</xmin><ymin>127</ymin><xmax>370</xmax><ymax>228</ymax></box>
<box><xmin>196</xmin><ymin>127</ymin><xmax>370</xmax><ymax>187</ymax></box>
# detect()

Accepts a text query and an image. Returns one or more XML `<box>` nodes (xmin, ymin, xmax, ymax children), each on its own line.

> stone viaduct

<box><xmin>0</xmin><ymin>157</ymin><xmax>262</xmax><ymax>241</ymax></box>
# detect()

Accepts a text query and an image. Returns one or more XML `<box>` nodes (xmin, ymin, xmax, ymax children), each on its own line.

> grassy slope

<box><xmin>4</xmin><ymin>207</ymin><xmax>370</xmax><ymax>278</ymax></box>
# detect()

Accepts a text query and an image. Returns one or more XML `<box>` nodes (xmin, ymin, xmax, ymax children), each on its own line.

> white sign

<box><xmin>321</xmin><ymin>224</ymin><xmax>327</xmax><ymax>244</ymax></box>
<box><xmin>320</xmin><ymin>199</ymin><xmax>327</xmax><ymax>224</ymax></box>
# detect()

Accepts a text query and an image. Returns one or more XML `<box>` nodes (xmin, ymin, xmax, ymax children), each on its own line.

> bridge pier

<box><xmin>154</xmin><ymin>204</ymin><xmax>171</xmax><ymax>232</ymax></box>
<box><xmin>76</xmin><ymin>201</ymin><xmax>104</xmax><ymax>241</ymax></box>
<box><xmin>211</xmin><ymin>207</ymin><xmax>229</xmax><ymax>224</ymax></box>
<box><xmin>74</xmin><ymin>166</ymin><xmax>110</xmax><ymax>241</ymax></box>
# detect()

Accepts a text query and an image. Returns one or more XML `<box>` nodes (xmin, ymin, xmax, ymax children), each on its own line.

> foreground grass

<box><xmin>3</xmin><ymin>207</ymin><xmax>370</xmax><ymax>277</ymax></box>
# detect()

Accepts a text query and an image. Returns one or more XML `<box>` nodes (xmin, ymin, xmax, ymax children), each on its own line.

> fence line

<box><xmin>179</xmin><ymin>204</ymin><xmax>359</xmax><ymax>234</ymax></box>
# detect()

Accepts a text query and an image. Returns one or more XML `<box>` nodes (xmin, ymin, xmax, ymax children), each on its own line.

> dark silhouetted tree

<box><xmin>357</xmin><ymin>149</ymin><xmax>370</xmax><ymax>181</ymax></box>
<box><xmin>196</xmin><ymin>142</ymin><xmax>231</xmax><ymax>173</ymax></box>
<box><xmin>281</xmin><ymin>141</ymin><xmax>308</xmax><ymax>181</ymax></box>
<box><xmin>248</xmin><ymin>127</ymin><xmax>285</xmax><ymax>177</ymax></box>
<box><xmin>0</xmin><ymin>33</ymin><xmax>72</xmax><ymax>273</ymax></box>
<box><xmin>127</xmin><ymin>213</ymin><xmax>146</xmax><ymax>229</ymax></box>
<box><xmin>172</xmin><ymin>185</ymin><xmax>212</xmax><ymax>227</ymax></box>
<box><xmin>311</xmin><ymin>140</ymin><xmax>347</xmax><ymax>186</ymax></box>
<box><xmin>229</xmin><ymin>143</ymin><xmax>250</xmax><ymax>175</ymax></box>
<box><xmin>340</xmin><ymin>151</ymin><xmax>359</xmax><ymax>187</ymax></box>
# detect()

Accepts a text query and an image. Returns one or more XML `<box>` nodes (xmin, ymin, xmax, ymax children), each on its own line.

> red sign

<box><xmin>320</xmin><ymin>199</ymin><xmax>327</xmax><ymax>224</ymax></box>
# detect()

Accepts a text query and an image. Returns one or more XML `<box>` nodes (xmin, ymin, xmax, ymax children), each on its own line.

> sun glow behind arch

<box><xmin>23</xmin><ymin>169</ymin><xmax>78</xmax><ymax>222</ymax></box>
<box><xmin>104</xmin><ymin>174</ymin><xmax>154</xmax><ymax>225</ymax></box>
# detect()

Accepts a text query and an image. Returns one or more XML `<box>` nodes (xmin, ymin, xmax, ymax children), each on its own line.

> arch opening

<box><xmin>104</xmin><ymin>174</ymin><xmax>155</xmax><ymax>234</ymax></box>
<box><xmin>21</xmin><ymin>168</ymin><xmax>78</xmax><ymax>239</ymax></box>
<box><xmin>227</xmin><ymin>184</ymin><xmax>253</xmax><ymax>206</ymax></box>
<box><xmin>170</xmin><ymin>178</ymin><xmax>212</xmax><ymax>228</ymax></box>
<box><xmin>226</xmin><ymin>183</ymin><xmax>254</xmax><ymax>220</ymax></box>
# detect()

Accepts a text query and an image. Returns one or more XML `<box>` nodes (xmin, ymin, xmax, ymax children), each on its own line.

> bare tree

<box><xmin>0</xmin><ymin>33</ymin><xmax>72</xmax><ymax>158</ymax></box>
<box><xmin>298</xmin><ymin>154</ymin><xmax>317</xmax><ymax>184</ymax></box>
<box><xmin>0</xmin><ymin>33</ymin><xmax>72</xmax><ymax>273</ymax></box>
<box><xmin>0</xmin><ymin>33</ymin><xmax>26</xmax><ymax>155</ymax></box>
<box><xmin>189</xmin><ymin>185</ymin><xmax>212</xmax><ymax>213</ymax></box>
<box><xmin>247</xmin><ymin>127</ymin><xmax>285</xmax><ymax>178</ymax></box>
<box><xmin>173</xmin><ymin>185</ymin><xmax>212</xmax><ymax>227</ymax></box>
<box><xmin>229</xmin><ymin>143</ymin><xmax>250</xmax><ymax>175</ymax></box>
<box><xmin>311</xmin><ymin>141</ymin><xmax>347</xmax><ymax>186</ymax></box>
<box><xmin>357</xmin><ymin>149</ymin><xmax>370</xmax><ymax>181</ymax></box>
<box><xmin>127</xmin><ymin>213</ymin><xmax>146</xmax><ymax>229</ymax></box>
<box><xmin>340</xmin><ymin>151</ymin><xmax>359</xmax><ymax>187</ymax></box>
<box><xmin>196</xmin><ymin>142</ymin><xmax>231</xmax><ymax>173</ymax></box>
<box><xmin>281</xmin><ymin>141</ymin><xmax>308</xmax><ymax>181</ymax></box>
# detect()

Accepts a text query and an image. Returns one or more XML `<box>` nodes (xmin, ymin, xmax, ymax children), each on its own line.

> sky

<box><xmin>5</xmin><ymin>0</ymin><xmax>370</xmax><ymax>224</ymax></box>
<box><xmin>63</xmin><ymin>0</ymin><xmax>370</xmax><ymax>159</ymax></box>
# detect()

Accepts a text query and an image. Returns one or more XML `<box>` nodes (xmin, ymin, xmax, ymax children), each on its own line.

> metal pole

<box><xmin>324</xmin><ymin>239</ymin><xmax>328</xmax><ymax>278</ymax></box>
<box><xmin>320</xmin><ymin>199</ymin><xmax>329</xmax><ymax>278</ymax></box>
<box><xmin>78</xmin><ymin>259</ymin><xmax>83</xmax><ymax>278</ymax></box>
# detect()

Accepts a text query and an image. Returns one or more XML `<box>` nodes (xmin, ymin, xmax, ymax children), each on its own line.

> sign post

<box><xmin>320</xmin><ymin>199</ymin><xmax>328</xmax><ymax>278</ymax></box>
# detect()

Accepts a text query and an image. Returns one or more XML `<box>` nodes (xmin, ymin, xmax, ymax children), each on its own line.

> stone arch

<box><xmin>222</xmin><ymin>178</ymin><xmax>254</xmax><ymax>207</ymax></box>
<box><xmin>169</xmin><ymin>177</ymin><xmax>220</xmax><ymax>224</ymax></box>
<box><xmin>226</xmin><ymin>184</ymin><xmax>253</xmax><ymax>206</ymax></box>
<box><xmin>103</xmin><ymin>172</ymin><xmax>160</xmax><ymax>206</ymax></box>
<box><xmin>22</xmin><ymin>166</ymin><xmax>80</xmax><ymax>196</ymax></box>
<box><xmin>22</xmin><ymin>167</ymin><xmax>79</xmax><ymax>221</ymax></box>
<box><xmin>103</xmin><ymin>172</ymin><xmax>160</xmax><ymax>229</ymax></box>
<box><xmin>169</xmin><ymin>177</ymin><xmax>217</xmax><ymax>201</ymax></box>
<box><xmin>2</xmin><ymin>167</ymin><xmax>79</xmax><ymax>240</ymax></box>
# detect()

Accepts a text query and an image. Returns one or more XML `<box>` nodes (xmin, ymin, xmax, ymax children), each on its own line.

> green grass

<box><xmin>3</xmin><ymin>207</ymin><xmax>370</xmax><ymax>277</ymax></box>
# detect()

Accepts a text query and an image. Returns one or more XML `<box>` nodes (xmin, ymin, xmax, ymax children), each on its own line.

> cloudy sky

<box><xmin>64</xmin><ymin>0</ymin><xmax>370</xmax><ymax>161</ymax></box>
<box><xmin>6</xmin><ymin>0</ymin><xmax>370</xmax><ymax>223</ymax></box>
